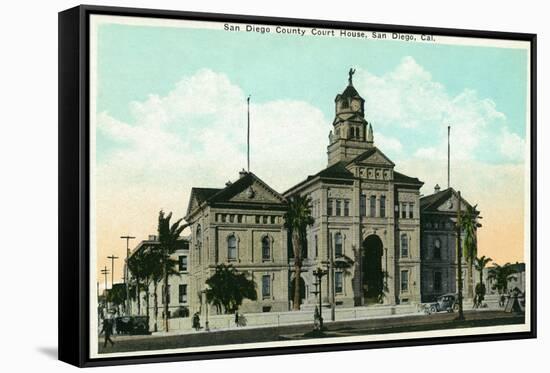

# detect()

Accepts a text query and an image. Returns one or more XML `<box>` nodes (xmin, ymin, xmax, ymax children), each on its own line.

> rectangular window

<box><xmin>178</xmin><ymin>255</ymin><xmax>188</xmax><ymax>272</ymax></box>
<box><xmin>360</xmin><ymin>194</ymin><xmax>366</xmax><ymax>216</ymax></box>
<box><xmin>334</xmin><ymin>233</ymin><xmax>343</xmax><ymax>257</ymax></box>
<box><xmin>228</xmin><ymin>236</ymin><xmax>237</xmax><ymax>260</ymax></box>
<box><xmin>229</xmin><ymin>214</ymin><xmax>234</xmax><ymax>223</ymax></box>
<box><xmin>344</xmin><ymin>200</ymin><xmax>350</xmax><ymax>216</ymax></box>
<box><xmin>178</xmin><ymin>284</ymin><xmax>188</xmax><ymax>303</ymax></box>
<box><xmin>262</xmin><ymin>275</ymin><xmax>271</xmax><ymax>298</ymax></box>
<box><xmin>262</xmin><ymin>237</ymin><xmax>270</xmax><ymax>260</ymax></box>
<box><xmin>434</xmin><ymin>271</ymin><xmax>442</xmax><ymax>292</ymax></box>
<box><xmin>270</xmin><ymin>216</ymin><xmax>276</xmax><ymax>224</ymax></box>
<box><xmin>409</xmin><ymin>203</ymin><xmax>414</xmax><ymax>219</ymax></box>
<box><xmin>237</xmin><ymin>214</ymin><xmax>243</xmax><ymax>223</ymax></box>
<box><xmin>370</xmin><ymin>196</ymin><xmax>376</xmax><ymax>217</ymax></box>
<box><xmin>221</xmin><ymin>214</ymin><xmax>227</xmax><ymax>223</ymax></box>
<box><xmin>335</xmin><ymin>272</ymin><xmax>343</xmax><ymax>293</ymax></box>
<box><xmin>336</xmin><ymin>200</ymin><xmax>341</xmax><ymax>216</ymax></box>
<box><xmin>380</xmin><ymin>195</ymin><xmax>386</xmax><ymax>217</ymax></box>
<box><xmin>262</xmin><ymin>215</ymin><xmax>268</xmax><ymax>224</ymax></box>
<box><xmin>433</xmin><ymin>239</ymin><xmax>441</xmax><ymax>259</ymax></box>
<box><xmin>400</xmin><ymin>270</ymin><xmax>409</xmax><ymax>292</ymax></box>
<box><xmin>401</xmin><ymin>203</ymin><xmax>407</xmax><ymax>219</ymax></box>
<box><xmin>401</xmin><ymin>234</ymin><xmax>409</xmax><ymax>258</ymax></box>
<box><xmin>255</xmin><ymin>215</ymin><xmax>260</xmax><ymax>224</ymax></box>
<box><xmin>327</xmin><ymin>199</ymin><xmax>333</xmax><ymax>216</ymax></box>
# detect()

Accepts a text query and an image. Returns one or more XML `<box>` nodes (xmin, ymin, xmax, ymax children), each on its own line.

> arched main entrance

<box><xmin>362</xmin><ymin>235</ymin><xmax>384</xmax><ymax>304</ymax></box>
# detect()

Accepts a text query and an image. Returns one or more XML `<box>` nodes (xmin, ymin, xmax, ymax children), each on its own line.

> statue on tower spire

<box><xmin>348</xmin><ymin>68</ymin><xmax>356</xmax><ymax>85</ymax></box>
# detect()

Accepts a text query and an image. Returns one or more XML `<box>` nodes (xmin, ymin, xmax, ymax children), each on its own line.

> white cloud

<box><xmin>499</xmin><ymin>127</ymin><xmax>525</xmax><ymax>161</ymax></box>
<box><xmin>354</xmin><ymin>56</ymin><xmax>519</xmax><ymax>163</ymax></box>
<box><xmin>95</xmin><ymin>69</ymin><xmax>330</xmax><ymax>243</ymax></box>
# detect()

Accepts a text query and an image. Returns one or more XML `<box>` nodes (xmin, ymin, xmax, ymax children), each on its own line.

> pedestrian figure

<box><xmin>235</xmin><ymin>310</ymin><xmax>239</xmax><ymax>327</ymax></box>
<box><xmin>499</xmin><ymin>294</ymin><xmax>506</xmax><ymax>307</ymax></box>
<box><xmin>192</xmin><ymin>312</ymin><xmax>201</xmax><ymax>331</ymax></box>
<box><xmin>100</xmin><ymin>314</ymin><xmax>115</xmax><ymax>348</ymax></box>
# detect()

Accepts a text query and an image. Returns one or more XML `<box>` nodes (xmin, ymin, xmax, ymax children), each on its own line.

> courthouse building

<box><xmin>149</xmin><ymin>72</ymin><xmax>479</xmax><ymax>319</ymax></box>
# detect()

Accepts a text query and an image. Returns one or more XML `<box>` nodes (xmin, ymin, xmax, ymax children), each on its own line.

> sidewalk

<box><xmin>147</xmin><ymin>302</ymin><xmax>497</xmax><ymax>338</ymax></box>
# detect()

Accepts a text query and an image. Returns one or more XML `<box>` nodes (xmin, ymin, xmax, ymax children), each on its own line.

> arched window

<box><xmin>401</xmin><ymin>234</ymin><xmax>408</xmax><ymax>258</ymax></box>
<box><xmin>262</xmin><ymin>236</ymin><xmax>271</xmax><ymax>261</ymax></box>
<box><xmin>369</xmin><ymin>195</ymin><xmax>376</xmax><ymax>217</ymax></box>
<box><xmin>380</xmin><ymin>195</ymin><xmax>386</xmax><ymax>217</ymax></box>
<box><xmin>196</xmin><ymin>224</ymin><xmax>202</xmax><ymax>247</ymax></box>
<box><xmin>433</xmin><ymin>238</ymin><xmax>441</xmax><ymax>259</ymax></box>
<box><xmin>227</xmin><ymin>234</ymin><xmax>237</xmax><ymax>261</ymax></box>
<box><xmin>335</xmin><ymin>233</ymin><xmax>343</xmax><ymax>257</ymax></box>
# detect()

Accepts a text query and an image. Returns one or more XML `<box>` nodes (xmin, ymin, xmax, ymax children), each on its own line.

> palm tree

<box><xmin>487</xmin><ymin>263</ymin><xmax>518</xmax><ymax>295</ymax></box>
<box><xmin>157</xmin><ymin>210</ymin><xmax>188</xmax><ymax>332</ymax></box>
<box><xmin>473</xmin><ymin>255</ymin><xmax>492</xmax><ymax>307</ymax></box>
<box><xmin>127</xmin><ymin>248</ymin><xmax>149</xmax><ymax>315</ymax></box>
<box><xmin>139</xmin><ymin>245</ymin><xmax>161</xmax><ymax>319</ymax></box>
<box><xmin>284</xmin><ymin>195</ymin><xmax>314</xmax><ymax>311</ymax></box>
<box><xmin>205</xmin><ymin>264</ymin><xmax>257</xmax><ymax>314</ymax></box>
<box><xmin>460</xmin><ymin>204</ymin><xmax>480</xmax><ymax>298</ymax></box>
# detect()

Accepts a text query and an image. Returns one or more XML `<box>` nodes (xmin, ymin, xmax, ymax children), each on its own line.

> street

<box><xmin>98</xmin><ymin>310</ymin><xmax>524</xmax><ymax>354</ymax></box>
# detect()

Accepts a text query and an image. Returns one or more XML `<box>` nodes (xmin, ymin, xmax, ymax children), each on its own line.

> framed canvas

<box><xmin>58</xmin><ymin>4</ymin><xmax>537</xmax><ymax>367</ymax></box>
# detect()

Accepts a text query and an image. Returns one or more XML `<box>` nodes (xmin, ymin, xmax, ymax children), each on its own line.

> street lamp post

<box><xmin>313</xmin><ymin>267</ymin><xmax>328</xmax><ymax>330</ymax></box>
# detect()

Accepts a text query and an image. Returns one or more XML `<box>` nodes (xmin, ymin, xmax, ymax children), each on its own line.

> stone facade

<box><xmin>284</xmin><ymin>78</ymin><xmax>424</xmax><ymax>308</ymax></box>
<box><xmin>184</xmin><ymin>171</ymin><xmax>290</xmax><ymax>315</ymax></box>
<box><xmin>129</xmin><ymin>74</ymin><xmax>479</xmax><ymax>323</ymax></box>
<box><xmin>419</xmin><ymin>187</ymin><xmax>477</xmax><ymax>302</ymax></box>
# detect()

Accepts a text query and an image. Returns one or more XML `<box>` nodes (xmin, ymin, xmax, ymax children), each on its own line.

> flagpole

<box><xmin>247</xmin><ymin>95</ymin><xmax>251</xmax><ymax>172</ymax></box>
<box><xmin>447</xmin><ymin>125</ymin><xmax>450</xmax><ymax>189</ymax></box>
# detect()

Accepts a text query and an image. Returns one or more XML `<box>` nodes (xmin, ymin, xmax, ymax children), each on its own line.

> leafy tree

<box><xmin>205</xmin><ymin>264</ymin><xmax>257</xmax><ymax>314</ymax></box>
<box><xmin>473</xmin><ymin>255</ymin><xmax>492</xmax><ymax>307</ymax></box>
<box><xmin>157</xmin><ymin>210</ymin><xmax>188</xmax><ymax>332</ymax></box>
<box><xmin>107</xmin><ymin>283</ymin><xmax>127</xmax><ymax>314</ymax></box>
<box><xmin>284</xmin><ymin>195</ymin><xmax>314</xmax><ymax>310</ymax></box>
<box><xmin>487</xmin><ymin>263</ymin><xmax>518</xmax><ymax>294</ymax></box>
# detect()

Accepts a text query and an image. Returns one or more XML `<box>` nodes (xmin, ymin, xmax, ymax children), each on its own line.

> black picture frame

<box><xmin>58</xmin><ymin>4</ymin><xmax>537</xmax><ymax>368</ymax></box>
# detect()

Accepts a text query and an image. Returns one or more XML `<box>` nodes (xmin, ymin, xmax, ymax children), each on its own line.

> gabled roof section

<box><xmin>420</xmin><ymin>187</ymin><xmax>477</xmax><ymax>213</ymax></box>
<box><xmin>337</xmin><ymin>84</ymin><xmax>364</xmax><ymax>100</ymax></box>
<box><xmin>394</xmin><ymin>171</ymin><xmax>423</xmax><ymax>185</ymax></box>
<box><xmin>208</xmin><ymin>172</ymin><xmax>286</xmax><ymax>204</ymax></box>
<box><xmin>186</xmin><ymin>172</ymin><xmax>286</xmax><ymax>217</ymax></box>
<box><xmin>349</xmin><ymin>147</ymin><xmax>396</xmax><ymax>167</ymax></box>
<box><xmin>283</xmin><ymin>161</ymin><xmax>355</xmax><ymax>196</ymax></box>
<box><xmin>193</xmin><ymin>187</ymin><xmax>222</xmax><ymax>203</ymax></box>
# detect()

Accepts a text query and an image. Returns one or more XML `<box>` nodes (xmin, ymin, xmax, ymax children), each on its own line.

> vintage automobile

<box><xmin>428</xmin><ymin>293</ymin><xmax>459</xmax><ymax>313</ymax></box>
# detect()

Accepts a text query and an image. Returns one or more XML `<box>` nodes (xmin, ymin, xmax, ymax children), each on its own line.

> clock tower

<box><xmin>327</xmin><ymin>69</ymin><xmax>374</xmax><ymax>166</ymax></box>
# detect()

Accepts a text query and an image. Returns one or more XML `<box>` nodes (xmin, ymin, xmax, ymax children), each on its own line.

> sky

<box><xmin>92</xmin><ymin>18</ymin><xmax>529</xmax><ymax>288</ymax></box>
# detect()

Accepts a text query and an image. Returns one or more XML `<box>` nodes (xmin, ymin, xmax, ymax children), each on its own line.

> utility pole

<box><xmin>101</xmin><ymin>266</ymin><xmax>110</xmax><ymax>311</ymax></box>
<box><xmin>456</xmin><ymin>191</ymin><xmax>465</xmax><ymax>320</ymax></box>
<box><xmin>107</xmin><ymin>254</ymin><xmax>119</xmax><ymax>290</ymax></box>
<box><xmin>120</xmin><ymin>235</ymin><xmax>136</xmax><ymax>316</ymax></box>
